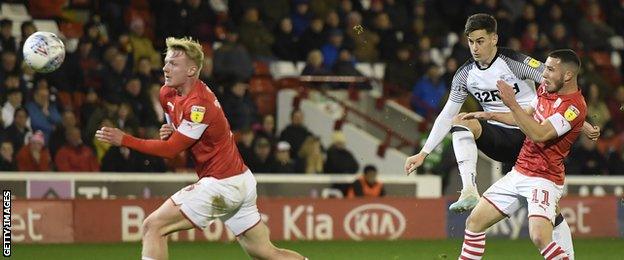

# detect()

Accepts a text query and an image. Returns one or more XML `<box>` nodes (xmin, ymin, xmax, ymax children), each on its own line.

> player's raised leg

<box><xmin>459</xmin><ymin>198</ymin><xmax>506</xmax><ymax>260</ymax></box>
<box><xmin>237</xmin><ymin>221</ymin><xmax>305</xmax><ymax>260</ymax></box>
<box><xmin>449</xmin><ymin>113</ymin><xmax>483</xmax><ymax>212</ymax></box>
<box><xmin>141</xmin><ymin>199</ymin><xmax>195</xmax><ymax>260</ymax></box>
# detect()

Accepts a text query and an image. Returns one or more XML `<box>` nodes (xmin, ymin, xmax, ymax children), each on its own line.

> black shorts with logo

<box><xmin>475</xmin><ymin>120</ymin><xmax>526</xmax><ymax>164</ymax></box>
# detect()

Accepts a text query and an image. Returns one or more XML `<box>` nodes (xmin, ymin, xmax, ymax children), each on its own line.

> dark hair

<box><xmin>464</xmin><ymin>13</ymin><xmax>497</xmax><ymax>35</ymax></box>
<box><xmin>363</xmin><ymin>165</ymin><xmax>377</xmax><ymax>174</ymax></box>
<box><xmin>548</xmin><ymin>49</ymin><xmax>581</xmax><ymax>70</ymax></box>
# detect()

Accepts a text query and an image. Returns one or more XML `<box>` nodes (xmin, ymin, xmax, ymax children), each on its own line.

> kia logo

<box><xmin>343</xmin><ymin>204</ymin><xmax>406</xmax><ymax>241</ymax></box>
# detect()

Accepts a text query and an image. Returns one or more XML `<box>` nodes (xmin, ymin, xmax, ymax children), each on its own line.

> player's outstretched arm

<box><xmin>462</xmin><ymin>106</ymin><xmax>534</xmax><ymax>126</ymax></box>
<box><xmin>96</xmin><ymin>127</ymin><xmax>195</xmax><ymax>159</ymax></box>
<box><xmin>404</xmin><ymin>99</ymin><xmax>463</xmax><ymax>175</ymax></box>
<box><xmin>496</xmin><ymin>81</ymin><xmax>558</xmax><ymax>142</ymax></box>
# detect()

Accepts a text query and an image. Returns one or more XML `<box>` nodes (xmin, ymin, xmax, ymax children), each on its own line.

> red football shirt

<box><xmin>514</xmin><ymin>84</ymin><xmax>587</xmax><ymax>185</ymax></box>
<box><xmin>160</xmin><ymin>79</ymin><xmax>247</xmax><ymax>179</ymax></box>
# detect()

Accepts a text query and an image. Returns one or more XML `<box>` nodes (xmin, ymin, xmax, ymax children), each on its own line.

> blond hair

<box><xmin>165</xmin><ymin>37</ymin><xmax>204</xmax><ymax>76</ymax></box>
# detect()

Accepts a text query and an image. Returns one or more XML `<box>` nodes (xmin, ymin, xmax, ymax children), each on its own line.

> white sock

<box><xmin>142</xmin><ymin>257</ymin><xmax>157</xmax><ymax>260</ymax></box>
<box><xmin>452</xmin><ymin>127</ymin><xmax>478</xmax><ymax>191</ymax></box>
<box><xmin>552</xmin><ymin>218</ymin><xmax>575</xmax><ymax>259</ymax></box>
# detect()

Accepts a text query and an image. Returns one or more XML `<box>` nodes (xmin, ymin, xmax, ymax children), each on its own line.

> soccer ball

<box><xmin>22</xmin><ymin>31</ymin><xmax>66</xmax><ymax>73</ymax></box>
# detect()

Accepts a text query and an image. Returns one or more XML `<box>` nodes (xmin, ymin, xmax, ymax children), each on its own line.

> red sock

<box><xmin>459</xmin><ymin>230</ymin><xmax>485</xmax><ymax>260</ymax></box>
<box><xmin>540</xmin><ymin>241</ymin><xmax>569</xmax><ymax>260</ymax></box>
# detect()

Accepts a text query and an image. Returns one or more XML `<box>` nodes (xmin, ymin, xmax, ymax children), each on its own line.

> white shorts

<box><xmin>170</xmin><ymin>170</ymin><xmax>261</xmax><ymax>236</ymax></box>
<box><xmin>483</xmin><ymin>169</ymin><xmax>563</xmax><ymax>224</ymax></box>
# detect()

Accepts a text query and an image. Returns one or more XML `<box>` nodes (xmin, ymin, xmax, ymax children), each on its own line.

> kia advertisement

<box><xmin>8</xmin><ymin>196</ymin><xmax>622</xmax><ymax>243</ymax></box>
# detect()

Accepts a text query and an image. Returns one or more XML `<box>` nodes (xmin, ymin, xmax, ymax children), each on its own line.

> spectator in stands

<box><xmin>128</xmin><ymin>18</ymin><xmax>161</xmax><ymax>70</ymax></box>
<box><xmin>80</xmin><ymin>89</ymin><xmax>100</xmax><ymax>129</ymax></box>
<box><xmin>297</xmin><ymin>135</ymin><xmax>324</xmax><ymax>174</ymax></box>
<box><xmin>332</xmin><ymin>49</ymin><xmax>361</xmax><ymax>77</ymax></box>
<box><xmin>0</xmin><ymin>51</ymin><xmax>19</xmax><ymax>83</ymax></box>
<box><xmin>255</xmin><ymin>114</ymin><xmax>277</xmax><ymax>145</ymax></box>
<box><xmin>237</xmin><ymin>128</ymin><xmax>256</xmax><ymax>166</ymax></box>
<box><xmin>25</xmin><ymin>84</ymin><xmax>61</xmax><ymax>142</ymax></box>
<box><xmin>586</xmin><ymin>83</ymin><xmax>611</xmax><ymax>130</ymax></box>
<box><xmin>607</xmin><ymin>86</ymin><xmax>624</xmax><ymax>133</ymax></box>
<box><xmin>0</xmin><ymin>141</ymin><xmax>16</xmax><ymax>171</ymax></box>
<box><xmin>136</xmin><ymin>56</ymin><xmax>160</xmax><ymax>88</ymax></box>
<box><xmin>248</xmin><ymin>137</ymin><xmax>274</xmax><ymax>173</ymax></box>
<box><xmin>272</xmin><ymin>141</ymin><xmax>296</xmax><ymax>173</ymax></box>
<box><xmin>4</xmin><ymin>107</ymin><xmax>30</xmax><ymax>152</ymax></box>
<box><xmin>116</xmin><ymin>103</ymin><xmax>139</xmax><ymax>134</ymax></box>
<box><xmin>238</xmin><ymin>7</ymin><xmax>275</xmax><ymax>60</ymax></box>
<box><xmin>324</xmin><ymin>131</ymin><xmax>359</xmax><ymax>174</ymax></box>
<box><xmin>298</xmin><ymin>17</ymin><xmax>325</xmax><ymax>60</ymax></box>
<box><xmin>222</xmin><ymin>80</ymin><xmax>258</xmax><ymax>131</ymax></box>
<box><xmin>49</xmin><ymin>110</ymin><xmax>77</xmax><ymax>157</ymax></box>
<box><xmin>2</xmin><ymin>89</ymin><xmax>23</xmax><ymax>128</ymax></box>
<box><xmin>85</xmin><ymin>94</ymin><xmax>120</xmax><ymax>141</ymax></box>
<box><xmin>301</xmin><ymin>50</ymin><xmax>330</xmax><ymax>76</ymax></box>
<box><xmin>577</xmin><ymin>1</ymin><xmax>615</xmax><ymax>51</ymax></box>
<box><xmin>384</xmin><ymin>45</ymin><xmax>417</xmax><ymax>92</ymax></box>
<box><xmin>54</xmin><ymin>126</ymin><xmax>99</xmax><ymax>172</ymax></box>
<box><xmin>180</xmin><ymin>0</ymin><xmax>216</xmax><ymax>42</ymax></box>
<box><xmin>549</xmin><ymin>23</ymin><xmax>570</xmax><ymax>50</ymax></box>
<box><xmin>101</xmin><ymin>129</ymin><xmax>166</xmax><ymax>172</ymax></box>
<box><xmin>450</xmin><ymin>34</ymin><xmax>471</xmax><ymax>65</ymax></box>
<box><xmin>347</xmin><ymin>164</ymin><xmax>385</xmax><ymax>198</ymax></box>
<box><xmin>291</xmin><ymin>0</ymin><xmax>313</xmax><ymax>37</ymax></box>
<box><xmin>411</xmin><ymin>64</ymin><xmax>447</xmax><ymax>118</ymax></box>
<box><xmin>121</xmin><ymin>77</ymin><xmax>155</xmax><ymax>128</ymax></box>
<box><xmin>18</xmin><ymin>21</ymin><xmax>36</xmax><ymax>59</ymax></box>
<box><xmin>82</xmin><ymin>17</ymin><xmax>109</xmax><ymax>56</ymax></box>
<box><xmin>280</xmin><ymin>109</ymin><xmax>312</xmax><ymax>158</ymax></box>
<box><xmin>16</xmin><ymin>131</ymin><xmax>51</xmax><ymax>171</ymax></box>
<box><xmin>272</xmin><ymin>17</ymin><xmax>299</xmax><ymax>61</ymax></box>
<box><xmin>0</xmin><ymin>19</ymin><xmax>16</xmax><ymax>53</ymax></box>
<box><xmin>567</xmin><ymin>136</ymin><xmax>608</xmax><ymax>175</ymax></box>
<box><xmin>101</xmin><ymin>53</ymin><xmax>131</xmax><ymax>101</ymax></box>
<box><xmin>321</xmin><ymin>29</ymin><xmax>345</xmax><ymax>70</ymax></box>
<box><xmin>372</xmin><ymin>12</ymin><xmax>400</xmax><ymax>61</ymax></box>
<box><xmin>213</xmin><ymin>28</ymin><xmax>254</xmax><ymax>82</ymax></box>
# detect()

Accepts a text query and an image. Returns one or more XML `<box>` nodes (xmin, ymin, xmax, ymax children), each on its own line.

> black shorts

<box><xmin>475</xmin><ymin>120</ymin><xmax>526</xmax><ymax>164</ymax></box>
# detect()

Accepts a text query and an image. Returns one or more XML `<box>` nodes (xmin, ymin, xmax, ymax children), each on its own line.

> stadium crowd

<box><xmin>0</xmin><ymin>0</ymin><xmax>622</xmax><ymax>176</ymax></box>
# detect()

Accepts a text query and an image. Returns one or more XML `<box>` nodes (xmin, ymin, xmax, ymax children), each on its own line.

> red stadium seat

<box><xmin>29</xmin><ymin>0</ymin><xmax>65</xmax><ymax>19</ymax></box>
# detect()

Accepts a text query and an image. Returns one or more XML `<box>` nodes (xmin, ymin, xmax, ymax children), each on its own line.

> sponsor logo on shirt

<box><xmin>525</xmin><ymin>57</ymin><xmax>541</xmax><ymax>68</ymax></box>
<box><xmin>564</xmin><ymin>105</ymin><xmax>579</xmax><ymax>122</ymax></box>
<box><xmin>190</xmin><ymin>105</ymin><xmax>206</xmax><ymax>123</ymax></box>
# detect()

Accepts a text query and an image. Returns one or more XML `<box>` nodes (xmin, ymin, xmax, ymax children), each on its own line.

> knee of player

<box><xmin>142</xmin><ymin>215</ymin><xmax>162</xmax><ymax>235</ymax></box>
<box><xmin>464</xmin><ymin>214</ymin><xmax>483</xmax><ymax>233</ymax></box>
<box><xmin>529</xmin><ymin>229</ymin><xmax>550</xmax><ymax>249</ymax></box>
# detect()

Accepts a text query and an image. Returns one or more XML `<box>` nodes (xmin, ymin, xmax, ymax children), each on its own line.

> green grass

<box><xmin>10</xmin><ymin>239</ymin><xmax>623</xmax><ymax>259</ymax></box>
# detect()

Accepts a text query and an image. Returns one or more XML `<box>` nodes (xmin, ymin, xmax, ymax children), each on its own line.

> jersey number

<box><xmin>474</xmin><ymin>83</ymin><xmax>520</xmax><ymax>102</ymax></box>
<box><xmin>531</xmin><ymin>189</ymin><xmax>550</xmax><ymax>206</ymax></box>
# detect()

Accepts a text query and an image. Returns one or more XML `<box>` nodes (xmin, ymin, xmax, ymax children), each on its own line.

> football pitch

<box><xmin>10</xmin><ymin>239</ymin><xmax>623</xmax><ymax>259</ymax></box>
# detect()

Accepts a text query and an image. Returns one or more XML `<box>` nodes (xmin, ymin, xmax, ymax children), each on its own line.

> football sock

<box><xmin>452</xmin><ymin>126</ymin><xmax>478</xmax><ymax>191</ymax></box>
<box><xmin>552</xmin><ymin>216</ymin><xmax>575</xmax><ymax>259</ymax></box>
<box><xmin>460</xmin><ymin>229</ymin><xmax>485</xmax><ymax>259</ymax></box>
<box><xmin>540</xmin><ymin>241</ymin><xmax>569</xmax><ymax>260</ymax></box>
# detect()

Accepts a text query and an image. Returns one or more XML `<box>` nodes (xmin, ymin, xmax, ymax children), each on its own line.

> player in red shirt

<box><xmin>457</xmin><ymin>49</ymin><xmax>586</xmax><ymax>260</ymax></box>
<box><xmin>96</xmin><ymin>37</ymin><xmax>305</xmax><ymax>260</ymax></box>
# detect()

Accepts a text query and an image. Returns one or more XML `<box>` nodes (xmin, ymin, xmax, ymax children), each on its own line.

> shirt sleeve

<box><xmin>546</xmin><ymin>100</ymin><xmax>585</xmax><ymax>137</ymax></box>
<box><xmin>421</xmin><ymin>99</ymin><xmax>463</xmax><ymax>153</ymax></box>
<box><xmin>503</xmin><ymin>50</ymin><xmax>545</xmax><ymax>83</ymax></box>
<box><xmin>177</xmin><ymin>97</ymin><xmax>213</xmax><ymax>140</ymax></box>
